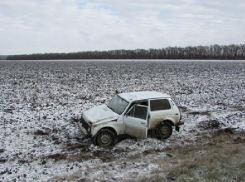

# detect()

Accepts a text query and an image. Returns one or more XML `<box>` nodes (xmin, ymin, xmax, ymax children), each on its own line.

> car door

<box><xmin>123</xmin><ymin>105</ymin><xmax>148</xmax><ymax>139</ymax></box>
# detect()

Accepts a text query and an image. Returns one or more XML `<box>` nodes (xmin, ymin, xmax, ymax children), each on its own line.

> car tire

<box><xmin>96</xmin><ymin>129</ymin><xmax>115</xmax><ymax>147</ymax></box>
<box><xmin>155</xmin><ymin>122</ymin><xmax>172</xmax><ymax>139</ymax></box>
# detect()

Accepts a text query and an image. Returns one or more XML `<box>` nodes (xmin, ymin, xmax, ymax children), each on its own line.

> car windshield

<box><xmin>107</xmin><ymin>95</ymin><xmax>129</xmax><ymax>115</ymax></box>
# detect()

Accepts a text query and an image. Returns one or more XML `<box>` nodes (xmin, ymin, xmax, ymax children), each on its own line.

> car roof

<box><xmin>118</xmin><ymin>91</ymin><xmax>170</xmax><ymax>102</ymax></box>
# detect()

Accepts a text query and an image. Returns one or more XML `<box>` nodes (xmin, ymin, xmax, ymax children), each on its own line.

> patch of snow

<box><xmin>0</xmin><ymin>60</ymin><xmax>244</xmax><ymax>181</ymax></box>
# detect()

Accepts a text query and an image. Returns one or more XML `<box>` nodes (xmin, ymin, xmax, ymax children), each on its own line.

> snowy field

<box><xmin>0</xmin><ymin>60</ymin><xmax>245</xmax><ymax>181</ymax></box>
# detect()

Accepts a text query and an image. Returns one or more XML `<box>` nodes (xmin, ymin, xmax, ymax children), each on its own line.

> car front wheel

<box><xmin>155</xmin><ymin>122</ymin><xmax>173</xmax><ymax>139</ymax></box>
<box><xmin>95</xmin><ymin>129</ymin><xmax>115</xmax><ymax>147</ymax></box>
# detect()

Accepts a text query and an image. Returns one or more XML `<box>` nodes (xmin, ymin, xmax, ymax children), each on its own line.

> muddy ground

<box><xmin>45</xmin><ymin>128</ymin><xmax>245</xmax><ymax>182</ymax></box>
<box><xmin>0</xmin><ymin>60</ymin><xmax>245</xmax><ymax>181</ymax></box>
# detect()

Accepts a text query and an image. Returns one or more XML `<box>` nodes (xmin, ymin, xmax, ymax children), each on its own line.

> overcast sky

<box><xmin>1</xmin><ymin>0</ymin><xmax>245</xmax><ymax>55</ymax></box>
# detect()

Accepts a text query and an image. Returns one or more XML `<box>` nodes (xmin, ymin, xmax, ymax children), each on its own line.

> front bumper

<box><xmin>77</xmin><ymin>117</ymin><xmax>92</xmax><ymax>138</ymax></box>
<box><xmin>175</xmin><ymin>121</ymin><xmax>184</xmax><ymax>132</ymax></box>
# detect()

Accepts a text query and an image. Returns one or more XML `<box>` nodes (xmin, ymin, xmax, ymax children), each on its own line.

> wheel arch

<box><xmin>155</xmin><ymin>119</ymin><xmax>174</xmax><ymax>130</ymax></box>
<box><xmin>99</xmin><ymin>127</ymin><xmax>117</xmax><ymax>136</ymax></box>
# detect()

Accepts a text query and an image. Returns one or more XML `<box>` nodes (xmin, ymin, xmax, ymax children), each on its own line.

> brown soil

<box><xmin>48</xmin><ymin>129</ymin><xmax>245</xmax><ymax>182</ymax></box>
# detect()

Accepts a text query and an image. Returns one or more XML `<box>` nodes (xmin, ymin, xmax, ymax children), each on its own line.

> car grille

<box><xmin>80</xmin><ymin>117</ymin><xmax>91</xmax><ymax>133</ymax></box>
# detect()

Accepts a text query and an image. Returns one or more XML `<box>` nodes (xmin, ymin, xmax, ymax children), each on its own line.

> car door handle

<box><xmin>141</xmin><ymin>122</ymin><xmax>145</xmax><ymax>124</ymax></box>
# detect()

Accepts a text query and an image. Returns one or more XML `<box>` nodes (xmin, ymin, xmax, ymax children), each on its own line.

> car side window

<box><xmin>127</xmin><ymin>105</ymin><xmax>147</xmax><ymax>120</ymax></box>
<box><xmin>127</xmin><ymin>106</ymin><xmax>135</xmax><ymax>117</ymax></box>
<box><xmin>150</xmin><ymin>99</ymin><xmax>171</xmax><ymax>111</ymax></box>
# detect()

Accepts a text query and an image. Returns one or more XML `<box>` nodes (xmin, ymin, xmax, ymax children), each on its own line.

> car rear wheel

<box><xmin>96</xmin><ymin>129</ymin><xmax>115</xmax><ymax>147</ymax></box>
<box><xmin>155</xmin><ymin>122</ymin><xmax>172</xmax><ymax>139</ymax></box>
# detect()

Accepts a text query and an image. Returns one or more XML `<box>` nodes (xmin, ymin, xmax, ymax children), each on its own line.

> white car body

<box><xmin>78</xmin><ymin>91</ymin><xmax>183</xmax><ymax>145</ymax></box>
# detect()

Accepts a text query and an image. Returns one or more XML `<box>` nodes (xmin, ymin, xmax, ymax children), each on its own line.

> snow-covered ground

<box><xmin>0</xmin><ymin>60</ymin><xmax>245</xmax><ymax>181</ymax></box>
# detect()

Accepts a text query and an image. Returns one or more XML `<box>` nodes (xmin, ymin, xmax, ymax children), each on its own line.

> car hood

<box><xmin>82</xmin><ymin>104</ymin><xmax>119</xmax><ymax>124</ymax></box>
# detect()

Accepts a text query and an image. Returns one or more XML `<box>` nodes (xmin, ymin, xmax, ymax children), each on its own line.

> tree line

<box><xmin>6</xmin><ymin>44</ymin><xmax>245</xmax><ymax>60</ymax></box>
<box><xmin>0</xmin><ymin>55</ymin><xmax>7</xmax><ymax>60</ymax></box>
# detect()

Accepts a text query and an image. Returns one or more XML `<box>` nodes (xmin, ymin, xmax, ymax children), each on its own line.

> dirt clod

<box><xmin>197</xmin><ymin>120</ymin><xmax>220</xmax><ymax>130</ymax></box>
<box><xmin>34</xmin><ymin>129</ymin><xmax>49</xmax><ymax>135</ymax></box>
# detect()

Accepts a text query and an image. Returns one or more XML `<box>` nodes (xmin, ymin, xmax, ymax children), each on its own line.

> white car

<box><xmin>78</xmin><ymin>91</ymin><xmax>183</xmax><ymax>147</ymax></box>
